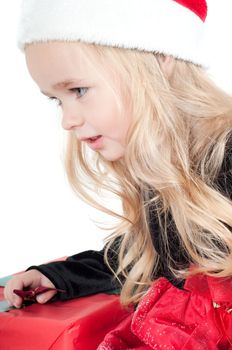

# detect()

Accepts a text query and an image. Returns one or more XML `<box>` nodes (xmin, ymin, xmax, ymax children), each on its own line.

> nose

<box><xmin>61</xmin><ymin>106</ymin><xmax>85</xmax><ymax>131</ymax></box>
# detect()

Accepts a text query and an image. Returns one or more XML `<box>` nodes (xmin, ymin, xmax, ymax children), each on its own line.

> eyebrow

<box><xmin>41</xmin><ymin>79</ymin><xmax>86</xmax><ymax>96</ymax></box>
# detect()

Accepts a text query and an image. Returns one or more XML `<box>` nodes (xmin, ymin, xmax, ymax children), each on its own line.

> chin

<box><xmin>100</xmin><ymin>150</ymin><xmax>125</xmax><ymax>162</ymax></box>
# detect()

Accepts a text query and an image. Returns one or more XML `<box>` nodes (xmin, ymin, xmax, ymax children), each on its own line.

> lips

<box><xmin>81</xmin><ymin>135</ymin><xmax>102</xmax><ymax>143</ymax></box>
<box><xmin>88</xmin><ymin>136</ymin><xmax>101</xmax><ymax>142</ymax></box>
<box><xmin>84</xmin><ymin>135</ymin><xmax>103</xmax><ymax>150</ymax></box>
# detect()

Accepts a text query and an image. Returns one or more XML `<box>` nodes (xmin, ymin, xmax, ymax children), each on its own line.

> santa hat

<box><xmin>17</xmin><ymin>0</ymin><xmax>208</xmax><ymax>67</ymax></box>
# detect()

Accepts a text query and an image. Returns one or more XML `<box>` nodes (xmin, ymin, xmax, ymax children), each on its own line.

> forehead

<box><xmin>25</xmin><ymin>41</ymin><xmax>86</xmax><ymax>69</ymax></box>
<box><xmin>25</xmin><ymin>42</ymin><xmax>102</xmax><ymax>89</ymax></box>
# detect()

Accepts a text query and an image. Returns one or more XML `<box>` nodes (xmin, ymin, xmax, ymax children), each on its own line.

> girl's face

<box><xmin>25</xmin><ymin>42</ymin><xmax>132</xmax><ymax>161</ymax></box>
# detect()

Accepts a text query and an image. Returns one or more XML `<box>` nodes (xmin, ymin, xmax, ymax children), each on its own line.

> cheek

<box><xmin>89</xmin><ymin>87</ymin><xmax>131</xmax><ymax>139</ymax></box>
<box><xmin>103</xmin><ymin>111</ymin><xmax>128</xmax><ymax>140</ymax></box>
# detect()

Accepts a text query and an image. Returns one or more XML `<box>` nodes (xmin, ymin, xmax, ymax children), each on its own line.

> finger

<box><xmin>36</xmin><ymin>290</ymin><xmax>57</xmax><ymax>304</ymax></box>
<box><xmin>13</xmin><ymin>295</ymin><xmax>23</xmax><ymax>308</ymax></box>
<box><xmin>4</xmin><ymin>279</ymin><xmax>24</xmax><ymax>308</ymax></box>
<box><xmin>4</xmin><ymin>287</ymin><xmax>23</xmax><ymax>308</ymax></box>
<box><xmin>4</xmin><ymin>272</ymin><xmax>37</xmax><ymax>307</ymax></box>
<box><xmin>17</xmin><ymin>270</ymin><xmax>42</xmax><ymax>290</ymax></box>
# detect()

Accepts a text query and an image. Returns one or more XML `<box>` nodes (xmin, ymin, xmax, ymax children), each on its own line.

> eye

<box><xmin>47</xmin><ymin>87</ymin><xmax>89</xmax><ymax>107</ymax></box>
<box><xmin>70</xmin><ymin>87</ymin><xmax>89</xmax><ymax>98</ymax></box>
<box><xmin>47</xmin><ymin>96</ymin><xmax>62</xmax><ymax>107</ymax></box>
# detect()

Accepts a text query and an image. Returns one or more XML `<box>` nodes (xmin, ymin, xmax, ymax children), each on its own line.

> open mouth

<box><xmin>88</xmin><ymin>135</ymin><xmax>101</xmax><ymax>142</ymax></box>
<box><xmin>87</xmin><ymin>135</ymin><xmax>102</xmax><ymax>143</ymax></box>
<box><xmin>85</xmin><ymin>135</ymin><xmax>103</xmax><ymax>150</ymax></box>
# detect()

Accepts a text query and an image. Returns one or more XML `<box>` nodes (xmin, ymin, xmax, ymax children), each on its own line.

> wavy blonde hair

<box><xmin>63</xmin><ymin>41</ymin><xmax>232</xmax><ymax>306</ymax></box>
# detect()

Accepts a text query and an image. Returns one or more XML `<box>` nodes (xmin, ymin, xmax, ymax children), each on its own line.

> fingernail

<box><xmin>14</xmin><ymin>302</ymin><xmax>21</xmax><ymax>308</ymax></box>
<box><xmin>37</xmin><ymin>295</ymin><xmax>44</xmax><ymax>303</ymax></box>
<box><xmin>13</xmin><ymin>298</ymin><xmax>19</xmax><ymax>308</ymax></box>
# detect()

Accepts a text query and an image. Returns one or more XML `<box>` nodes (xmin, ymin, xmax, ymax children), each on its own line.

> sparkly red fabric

<box><xmin>98</xmin><ymin>274</ymin><xmax>232</xmax><ymax>349</ymax></box>
<box><xmin>173</xmin><ymin>0</ymin><xmax>208</xmax><ymax>22</ymax></box>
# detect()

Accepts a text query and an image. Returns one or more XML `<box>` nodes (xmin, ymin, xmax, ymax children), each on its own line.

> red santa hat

<box><xmin>17</xmin><ymin>0</ymin><xmax>208</xmax><ymax>67</ymax></box>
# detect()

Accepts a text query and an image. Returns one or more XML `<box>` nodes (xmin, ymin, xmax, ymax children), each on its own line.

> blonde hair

<box><xmin>64</xmin><ymin>41</ymin><xmax>232</xmax><ymax>306</ymax></box>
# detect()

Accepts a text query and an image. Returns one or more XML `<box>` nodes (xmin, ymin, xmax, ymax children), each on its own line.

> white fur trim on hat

<box><xmin>17</xmin><ymin>0</ymin><xmax>208</xmax><ymax>67</ymax></box>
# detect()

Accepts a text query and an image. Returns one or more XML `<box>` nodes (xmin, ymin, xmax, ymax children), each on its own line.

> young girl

<box><xmin>5</xmin><ymin>0</ymin><xmax>232</xmax><ymax>348</ymax></box>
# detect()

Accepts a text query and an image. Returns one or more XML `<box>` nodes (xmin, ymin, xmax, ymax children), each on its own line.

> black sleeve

<box><xmin>26</xmin><ymin>241</ymin><xmax>122</xmax><ymax>301</ymax></box>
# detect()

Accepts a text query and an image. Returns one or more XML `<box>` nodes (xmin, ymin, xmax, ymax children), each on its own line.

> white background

<box><xmin>0</xmin><ymin>1</ymin><xmax>232</xmax><ymax>276</ymax></box>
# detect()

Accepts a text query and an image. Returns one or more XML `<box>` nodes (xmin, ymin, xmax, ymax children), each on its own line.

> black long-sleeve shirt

<box><xmin>27</xmin><ymin>136</ymin><xmax>232</xmax><ymax>301</ymax></box>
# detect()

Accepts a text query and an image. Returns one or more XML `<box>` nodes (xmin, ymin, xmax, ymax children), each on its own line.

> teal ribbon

<box><xmin>0</xmin><ymin>300</ymin><xmax>14</xmax><ymax>312</ymax></box>
<box><xmin>0</xmin><ymin>275</ymin><xmax>15</xmax><ymax>312</ymax></box>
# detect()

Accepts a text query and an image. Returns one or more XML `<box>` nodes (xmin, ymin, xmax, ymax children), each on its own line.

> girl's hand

<box><xmin>3</xmin><ymin>269</ymin><xmax>56</xmax><ymax>308</ymax></box>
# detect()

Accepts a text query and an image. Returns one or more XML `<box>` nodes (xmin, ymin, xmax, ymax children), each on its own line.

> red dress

<box><xmin>97</xmin><ymin>274</ymin><xmax>232</xmax><ymax>349</ymax></box>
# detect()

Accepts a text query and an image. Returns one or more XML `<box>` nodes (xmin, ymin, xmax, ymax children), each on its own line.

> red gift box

<box><xmin>0</xmin><ymin>258</ymin><xmax>132</xmax><ymax>350</ymax></box>
<box><xmin>0</xmin><ymin>286</ymin><xmax>131</xmax><ymax>349</ymax></box>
